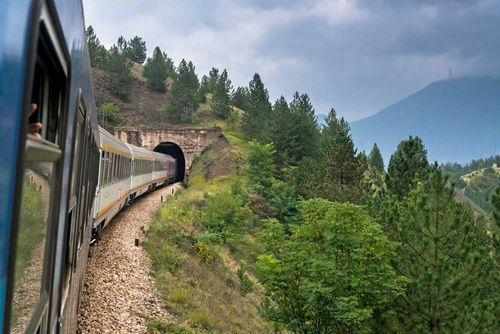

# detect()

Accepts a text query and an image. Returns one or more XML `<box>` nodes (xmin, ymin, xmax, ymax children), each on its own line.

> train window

<box><xmin>113</xmin><ymin>154</ymin><xmax>116</xmax><ymax>182</ymax></box>
<box><xmin>99</xmin><ymin>151</ymin><xmax>104</xmax><ymax>186</ymax></box>
<box><xmin>10</xmin><ymin>10</ymin><xmax>67</xmax><ymax>333</ymax></box>
<box><xmin>104</xmin><ymin>152</ymin><xmax>108</xmax><ymax>186</ymax></box>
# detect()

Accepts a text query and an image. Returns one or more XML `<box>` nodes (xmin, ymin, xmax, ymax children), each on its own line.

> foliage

<box><xmin>386</xmin><ymin>135</ymin><xmax>429</xmax><ymax>199</ymax></box>
<box><xmin>256</xmin><ymin>199</ymin><xmax>404</xmax><ymax>333</ymax></box>
<box><xmin>86</xmin><ymin>26</ymin><xmax>107</xmax><ymax>68</ymax></box>
<box><xmin>143</xmin><ymin>46</ymin><xmax>174</xmax><ymax>92</ymax></box>
<box><xmin>268</xmin><ymin>94</ymin><xmax>320</xmax><ymax>173</ymax></box>
<box><xmin>237</xmin><ymin>262</ymin><xmax>255</xmax><ymax>296</ymax></box>
<box><xmin>245</xmin><ymin>141</ymin><xmax>275</xmax><ymax>195</ymax></box>
<box><xmin>241</xmin><ymin>73</ymin><xmax>272</xmax><ymax>142</ymax></box>
<box><xmin>166</xmin><ymin>59</ymin><xmax>200</xmax><ymax>123</ymax></box>
<box><xmin>96</xmin><ymin>103</ymin><xmax>121</xmax><ymax>128</ymax></box>
<box><xmin>211</xmin><ymin>69</ymin><xmax>233</xmax><ymax>119</ymax></box>
<box><xmin>492</xmin><ymin>187</ymin><xmax>500</xmax><ymax>267</ymax></box>
<box><xmin>318</xmin><ymin>108</ymin><xmax>365</xmax><ymax>203</ymax></box>
<box><xmin>201</xmin><ymin>191</ymin><xmax>254</xmax><ymax>242</ymax></box>
<box><xmin>379</xmin><ymin>165</ymin><xmax>498</xmax><ymax>332</ymax></box>
<box><xmin>369</xmin><ymin>143</ymin><xmax>384</xmax><ymax>172</ymax></box>
<box><xmin>441</xmin><ymin>155</ymin><xmax>500</xmax><ymax>175</ymax></box>
<box><xmin>232</xmin><ymin>86</ymin><xmax>251</xmax><ymax>111</ymax></box>
<box><xmin>463</xmin><ymin>169</ymin><xmax>500</xmax><ymax>212</ymax></box>
<box><xmin>105</xmin><ymin>43</ymin><xmax>134</xmax><ymax>100</ymax></box>
<box><xmin>124</xmin><ymin>35</ymin><xmax>147</xmax><ymax>63</ymax></box>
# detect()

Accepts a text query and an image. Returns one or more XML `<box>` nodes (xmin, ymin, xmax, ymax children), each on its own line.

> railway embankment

<box><xmin>77</xmin><ymin>183</ymin><xmax>182</xmax><ymax>333</ymax></box>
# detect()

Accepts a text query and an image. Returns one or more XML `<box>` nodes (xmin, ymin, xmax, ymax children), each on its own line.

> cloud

<box><xmin>83</xmin><ymin>0</ymin><xmax>500</xmax><ymax>121</ymax></box>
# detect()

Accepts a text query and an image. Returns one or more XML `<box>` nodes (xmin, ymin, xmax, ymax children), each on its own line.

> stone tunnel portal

<box><xmin>154</xmin><ymin>142</ymin><xmax>185</xmax><ymax>183</ymax></box>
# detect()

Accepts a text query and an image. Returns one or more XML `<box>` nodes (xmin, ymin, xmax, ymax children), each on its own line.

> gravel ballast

<box><xmin>77</xmin><ymin>183</ymin><xmax>182</xmax><ymax>333</ymax></box>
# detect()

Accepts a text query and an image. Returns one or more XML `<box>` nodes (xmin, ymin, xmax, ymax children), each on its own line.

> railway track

<box><xmin>77</xmin><ymin>183</ymin><xmax>182</xmax><ymax>333</ymax></box>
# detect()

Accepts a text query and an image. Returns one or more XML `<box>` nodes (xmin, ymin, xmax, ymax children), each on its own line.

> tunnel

<box><xmin>154</xmin><ymin>142</ymin><xmax>185</xmax><ymax>183</ymax></box>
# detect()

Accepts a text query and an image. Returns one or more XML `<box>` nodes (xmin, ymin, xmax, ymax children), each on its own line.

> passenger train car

<box><xmin>0</xmin><ymin>1</ymin><xmax>178</xmax><ymax>333</ymax></box>
<box><xmin>94</xmin><ymin>127</ymin><xmax>176</xmax><ymax>240</ymax></box>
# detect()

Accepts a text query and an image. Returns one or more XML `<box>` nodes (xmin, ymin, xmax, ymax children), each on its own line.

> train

<box><xmin>0</xmin><ymin>1</ymin><xmax>179</xmax><ymax>333</ymax></box>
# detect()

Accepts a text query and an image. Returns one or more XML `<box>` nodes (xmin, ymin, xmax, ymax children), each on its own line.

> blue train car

<box><xmin>0</xmin><ymin>0</ymin><xmax>99</xmax><ymax>333</ymax></box>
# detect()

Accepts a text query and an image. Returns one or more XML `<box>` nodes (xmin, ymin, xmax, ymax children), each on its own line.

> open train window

<box><xmin>9</xmin><ymin>6</ymin><xmax>68</xmax><ymax>334</ymax></box>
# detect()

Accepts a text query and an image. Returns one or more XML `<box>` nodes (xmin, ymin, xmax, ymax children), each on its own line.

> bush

<box><xmin>188</xmin><ymin>310</ymin><xmax>218</xmax><ymax>330</ymax></box>
<box><xmin>195</xmin><ymin>242</ymin><xmax>217</xmax><ymax>263</ymax></box>
<box><xmin>237</xmin><ymin>262</ymin><xmax>254</xmax><ymax>296</ymax></box>
<box><xmin>202</xmin><ymin>191</ymin><xmax>254</xmax><ymax>240</ymax></box>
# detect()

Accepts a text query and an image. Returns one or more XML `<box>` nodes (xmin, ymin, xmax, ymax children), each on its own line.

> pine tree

<box><xmin>231</xmin><ymin>86</ymin><xmax>250</xmax><ymax>111</ymax></box>
<box><xmin>143</xmin><ymin>46</ymin><xmax>171</xmax><ymax>92</ymax></box>
<box><xmin>86</xmin><ymin>26</ymin><xmax>107</xmax><ymax>68</ymax></box>
<box><xmin>242</xmin><ymin>73</ymin><xmax>272</xmax><ymax>143</ymax></box>
<box><xmin>289</xmin><ymin>92</ymin><xmax>320</xmax><ymax>160</ymax></box>
<box><xmin>124</xmin><ymin>36</ymin><xmax>147</xmax><ymax>63</ymax></box>
<box><xmin>386</xmin><ymin>136</ymin><xmax>429</xmax><ymax>199</ymax></box>
<box><xmin>492</xmin><ymin>187</ymin><xmax>500</xmax><ymax>263</ymax></box>
<box><xmin>167</xmin><ymin>59</ymin><xmax>199</xmax><ymax>123</ymax></box>
<box><xmin>245</xmin><ymin>141</ymin><xmax>275</xmax><ymax>195</ymax></box>
<box><xmin>319</xmin><ymin>108</ymin><xmax>363</xmax><ymax>203</ymax></box>
<box><xmin>207</xmin><ymin>67</ymin><xmax>219</xmax><ymax>93</ymax></box>
<box><xmin>116</xmin><ymin>36</ymin><xmax>127</xmax><ymax>54</ymax></box>
<box><xmin>381</xmin><ymin>165</ymin><xmax>497</xmax><ymax>332</ymax></box>
<box><xmin>105</xmin><ymin>44</ymin><xmax>134</xmax><ymax>100</ymax></box>
<box><xmin>369</xmin><ymin>143</ymin><xmax>384</xmax><ymax>172</ymax></box>
<box><xmin>268</xmin><ymin>96</ymin><xmax>298</xmax><ymax>170</ymax></box>
<box><xmin>211</xmin><ymin>69</ymin><xmax>232</xmax><ymax>119</ymax></box>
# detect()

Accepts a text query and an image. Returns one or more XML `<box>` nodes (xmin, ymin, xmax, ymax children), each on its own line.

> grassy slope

<box><xmin>143</xmin><ymin>111</ymin><xmax>271</xmax><ymax>333</ymax></box>
<box><xmin>459</xmin><ymin>167</ymin><xmax>500</xmax><ymax>213</ymax></box>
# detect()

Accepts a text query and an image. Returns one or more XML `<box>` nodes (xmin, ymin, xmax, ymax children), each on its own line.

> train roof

<box><xmin>98</xmin><ymin>126</ymin><xmax>131</xmax><ymax>158</ymax></box>
<box><xmin>126</xmin><ymin>142</ymin><xmax>154</xmax><ymax>161</ymax></box>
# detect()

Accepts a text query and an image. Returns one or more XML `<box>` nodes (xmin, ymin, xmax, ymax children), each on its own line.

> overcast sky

<box><xmin>83</xmin><ymin>0</ymin><xmax>500</xmax><ymax>121</ymax></box>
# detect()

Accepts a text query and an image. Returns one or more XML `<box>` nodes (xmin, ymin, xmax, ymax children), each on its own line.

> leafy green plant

<box><xmin>256</xmin><ymin>199</ymin><xmax>404</xmax><ymax>333</ymax></box>
<box><xmin>236</xmin><ymin>262</ymin><xmax>254</xmax><ymax>296</ymax></box>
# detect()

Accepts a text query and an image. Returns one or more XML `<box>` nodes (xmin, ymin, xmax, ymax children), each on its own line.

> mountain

<box><xmin>350</xmin><ymin>77</ymin><xmax>500</xmax><ymax>163</ymax></box>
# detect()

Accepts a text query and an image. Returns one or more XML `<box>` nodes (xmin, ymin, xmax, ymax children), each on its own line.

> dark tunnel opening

<box><xmin>154</xmin><ymin>142</ymin><xmax>185</xmax><ymax>183</ymax></box>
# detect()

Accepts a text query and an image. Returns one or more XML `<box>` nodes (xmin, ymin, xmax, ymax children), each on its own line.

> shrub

<box><xmin>202</xmin><ymin>191</ymin><xmax>254</xmax><ymax>240</ymax></box>
<box><xmin>195</xmin><ymin>242</ymin><xmax>216</xmax><ymax>263</ymax></box>
<box><xmin>236</xmin><ymin>262</ymin><xmax>254</xmax><ymax>296</ymax></box>
<box><xmin>188</xmin><ymin>310</ymin><xmax>218</xmax><ymax>330</ymax></box>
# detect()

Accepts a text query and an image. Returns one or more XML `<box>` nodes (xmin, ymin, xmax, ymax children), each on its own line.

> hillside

<box><xmin>350</xmin><ymin>77</ymin><xmax>500</xmax><ymax>163</ymax></box>
<box><xmin>455</xmin><ymin>166</ymin><xmax>500</xmax><ymax>213</ymax></box>
<box><xmin>91</xmin><ymin>63</ymin><xmax>194</xmax><ymax>129</ymax></box>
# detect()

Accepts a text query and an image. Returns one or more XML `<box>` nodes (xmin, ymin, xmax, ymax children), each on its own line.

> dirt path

<box><xmin>77</xmin><ymin>183</ymin><xmax>182</xmax><ymax>333</ymax></box>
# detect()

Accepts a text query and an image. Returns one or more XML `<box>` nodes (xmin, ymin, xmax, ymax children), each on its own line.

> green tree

<box><xmin>143</xmin><ymin>46</ymin><xmax>172</xmax><ymax>92</ymax></box>
<box><xmin>86</xmin><ymin>26</ymin><xmax>107</xmax><ymax>68</ymax></box>
<box><xmin>369</xmin><ymin>143</ymin><xmax>384</xmax><ymax>172</ymax></box>
<box><xmin>231</xmin><ymin>86</ymin><xmax>250</xmax><ymax>111</ymax></box>
<box><xmin>386</xmin><ymin>136</ymin><xmax>429</xmax><ymax>199</ymax></box>
<box><xmin>492</xmin><ymin>187</ymin><xmax>500</xmax><ymax>264</ymax></box>
<box><xmin>202</xmin><ymin>191</ymin><xmax>254</xmax><ymax>242</ymax></box>
<box><xmin>319</xmin><ymin>108</ymin><xmax>364</xmax><ymax>203</ymax></box>
<box><xmin>381</xmin><ymin>165</ymin><xmax>497</xmax><ymax>333</ymax></box>
<box><xmin>241</xmin><ymin>73</ymin><xmax>272</xmax><ymax>143</ymax></box>
<box><xmin>124</xmin><ymin>35</ymin><xmax>147</xmax><ymax>63</ymax></box>
<box><xmin>167</xmin><ymin>59</ymin><xmax>199</xmax><ymax>123</ymax></box>
<box><xmin>211</xmin><ymin>69</ymin><xmax>232</xmax><ymax>119</ymax></box>
<box><xmin>289</xmin><ymin>92</ymin><xmax>320</xmax><ymax>161</ymax></box>
<box><xmin>207</xmin><ymin>67</ymin><xmax>219</xmax><ymax>93</ymax></box>
<box><xmin>257</xmin><ymin>199</ymin><xmax>404</xmax><ymax>333</ymax></box>
<box><xmin>268</xmin><ymin>96</ymin><xmax>297</xmax><ymax>170</ymax></box>
<box><xmin>105</xmin><ymin>44</ymin><xmax>134</xmax><ymax>100</ymax></box>
<box><xmin>97</xmin><ymin>103</ymin><xmax>121</xmax><ymax>129</ymax></box>
<box><xmin>245</xmin><ymin>141</ymin><xmax>275</xmax><ymax>195</ymax></box>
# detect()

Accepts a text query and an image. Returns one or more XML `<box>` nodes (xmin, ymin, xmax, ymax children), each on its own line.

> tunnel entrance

<box><xmin>154</xmin><ymin>142</ymin><xmax>185</xmax><ymax>183</ymax></box>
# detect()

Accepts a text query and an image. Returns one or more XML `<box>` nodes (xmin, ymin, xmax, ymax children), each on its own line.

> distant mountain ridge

<box><xmin>350</xmin><ymin>77</ymin><xmax>500</xmax><ymax>163</ymax></box>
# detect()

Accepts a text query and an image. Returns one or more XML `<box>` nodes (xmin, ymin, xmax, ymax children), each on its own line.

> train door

<box><xmin>6</xmin><ymin>3</ymin><xmax>69</xmax><ymax>333</ymax></box>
